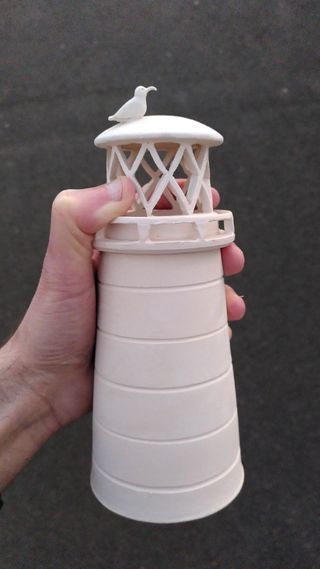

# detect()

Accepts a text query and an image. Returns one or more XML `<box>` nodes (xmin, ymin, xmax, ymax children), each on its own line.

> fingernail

<box><xmin>105</xmin><ymin>178</ymin><xmax>123</xmax><ymax>202</ymax></box>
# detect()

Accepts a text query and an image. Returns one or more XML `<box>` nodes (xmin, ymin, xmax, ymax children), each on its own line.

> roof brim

<box><xmin>94</xmin><ymin>115</ymin><xmax>223</xmax><ymax>148</ymax></box>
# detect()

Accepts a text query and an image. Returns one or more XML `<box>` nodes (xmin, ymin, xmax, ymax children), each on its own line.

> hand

<box><xmin>0</xmin><ymin>177</ymin><xmax>245</xmax><ymax>490</ymax></box>
<box><xmin>211</xmin><ymin>186</ymin><xmax>246</xmax><ymax>336</ymax></box>
<box><xmin>0</xmin><ymin>177</ymin><xmax>135</xmax><ymax>489</ymax></box>
<box><xmin>156</xmin><ymin>180</ymin><xmax>246</xmax><ymax>336</ymax></box>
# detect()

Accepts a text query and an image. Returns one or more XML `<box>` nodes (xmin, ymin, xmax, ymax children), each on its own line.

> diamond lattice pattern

<box><xmin>106</xmin><ymin>143</ymin><xmax>212</xmax><ymax>216</ymax></box>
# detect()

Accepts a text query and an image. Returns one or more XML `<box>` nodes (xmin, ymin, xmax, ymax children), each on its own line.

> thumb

<box><xmin>42</xmin><ymin>177</ymin><xmax>135</xmax><ymax>285</ymax></box>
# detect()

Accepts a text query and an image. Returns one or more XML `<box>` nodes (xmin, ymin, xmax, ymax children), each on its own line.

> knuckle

<box><xmin>52</xmin><ymin>189</ymin><xmax>76</xmax><ymax>216</ymax></box>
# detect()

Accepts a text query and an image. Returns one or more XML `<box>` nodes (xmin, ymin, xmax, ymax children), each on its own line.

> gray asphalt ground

<box><xmin>0</xmin><ymin>2</ymin><xmax>319</xmax><ymax>568</ymax></box>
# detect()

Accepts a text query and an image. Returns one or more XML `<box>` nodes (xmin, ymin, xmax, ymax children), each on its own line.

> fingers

<box><xmin>48</xmin><ymin>177</ymin><xmax>135</xmax><ymax>257</ymax></box>
<box><xmin>225</xmin><ymin>284</ymin><xmax>246</xmax><ymax>321</ymax></box>
<box><xmin>155</xmin><ymin>180</ymin><xmax>220</xmax><ymax>210</ymax></box>
<box><xmin>92</xmin><ymin>249</ymin><xmax>101</xmax><ymax>273</ymax></box>
<box><xmin>153</xmin><ymin>179</ymin><xmax>245</xmax><ymax>337</ymax></box>
<box><xmin>211</xmin><ymin>187</ymin><xmax>220</xmax><ymax>208</ymax></box>
<box><xmin>177</xmin><ymin>180</ymin><xmax>220</xmax><ymax>208</ymax></box>
<box><xmin>224</xmin><ymin>247</ymin><xmax>245</xmax><ymax>337</ymax></box>
<box><xmin>60</xmin><ymin>177</ymin><xmax>135</xmax><ymax>236</ymax></box>
<box><xmin>221</xmin><ymin>243</ymin><xmax>245</xmax><ymax>276</ymax></box>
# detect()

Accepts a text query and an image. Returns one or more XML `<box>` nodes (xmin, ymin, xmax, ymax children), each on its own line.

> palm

<box><xmin>17</xmin><ymin>257</ymin><xmax>97</xmax><ymax>427</ymax></box>
<box><xmin>14</xmin><ymin>180</ymin><xmax>244</xmax><ymax>431</ymax></box>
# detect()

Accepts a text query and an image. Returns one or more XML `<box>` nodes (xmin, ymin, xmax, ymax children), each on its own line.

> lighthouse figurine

<box><xmin>90</xmin><ymin>86</ymin><xmax>244</xmax><ymax>523</ymax></box>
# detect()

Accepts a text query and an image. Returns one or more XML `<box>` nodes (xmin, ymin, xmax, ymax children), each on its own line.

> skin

<box><xmin>0</xmin><ymin>177</ymin><xmax>245</xmax><ymax>491</ymax></box>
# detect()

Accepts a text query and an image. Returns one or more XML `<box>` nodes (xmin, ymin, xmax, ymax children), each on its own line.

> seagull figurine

<box><xmin>108</xmin><ymin>85</ymin><xmax>157</xmax><ymax>122</ymax></box>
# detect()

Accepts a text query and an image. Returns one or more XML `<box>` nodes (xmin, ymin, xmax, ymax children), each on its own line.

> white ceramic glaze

<box><xmin>93</xmin><ymin>365</ymin><xmax>236</xmax><ymax>440</ymax></box>
<box><xmin>108</xmin><ymin>86</ymin><xmax>157</xmax><ymax>123</ymax></box>
<box><xmin>91</xmin><ymin>88</ymin><xmax>244</xmax><ymax>523</ymax></box>
<box><xmin>92</xmin><ymin>410</ymin><xmax>240</xmax><ymax>486</ymax></box>
<box><xmin>91</xmin><ymin>453</ymin><xmax>244</xmax><ymax>524</ymax></box>
<box><xmin>96</xmin><ymin>115</ymin><xmax>223</xmax><ymax>147</ymax></box>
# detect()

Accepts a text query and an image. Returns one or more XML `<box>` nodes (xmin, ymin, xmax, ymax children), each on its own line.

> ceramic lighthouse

<box><xmin>90</xmin><ymin>86</ymin><xmax>244</xmax><ymax>523</ymax></box>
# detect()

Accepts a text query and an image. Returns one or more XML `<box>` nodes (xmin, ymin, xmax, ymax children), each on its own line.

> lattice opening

<box><xmin>135</xmin><ymin>149</ymin><xmax>170</xmax><ymax>196</ymax></box>
<box><xmin>106</xmin><ymin>142</ymin><xmax>212</xmax><ymax>216</ymax></box>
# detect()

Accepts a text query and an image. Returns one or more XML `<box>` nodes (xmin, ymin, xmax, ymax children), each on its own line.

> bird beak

<box><xmin>146</xmin><ymin>86</ymin><xmax>157</xmax><ymax>92</ymax></box>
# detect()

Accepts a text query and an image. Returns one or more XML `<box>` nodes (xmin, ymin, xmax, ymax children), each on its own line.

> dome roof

<box><xmin>94</xmin><ymin>115</ymin><xmax>223</xmax><ymax>148</ymax></box>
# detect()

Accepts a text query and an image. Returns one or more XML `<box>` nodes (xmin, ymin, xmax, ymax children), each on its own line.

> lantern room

<box><xmin>95</xmin><ymin>115</ymin><xmax>224</xmax><ymax>216</ymax></box>
<box><xmin>94</xmin><ymin>114</ymin><xmax>234</xmax><ymax>252</ymax></box>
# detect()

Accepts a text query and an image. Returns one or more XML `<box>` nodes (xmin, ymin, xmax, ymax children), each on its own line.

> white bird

<box><xmin>108</xmin><ymin>85</ymin><xmax>157</xmax><ymax>122</ymax></box>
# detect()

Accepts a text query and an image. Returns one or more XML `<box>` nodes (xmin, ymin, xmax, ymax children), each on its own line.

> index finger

<box><xmin>155</xmin><ymin>179</ymin><xmax>221</xmax><ymax>210</ymax></box>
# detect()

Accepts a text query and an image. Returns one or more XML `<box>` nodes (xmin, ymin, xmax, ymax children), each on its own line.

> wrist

<box><xmin>0</xmin><ymin>338</ymin><xmax>58</xmax><ymax>491</ymax></box>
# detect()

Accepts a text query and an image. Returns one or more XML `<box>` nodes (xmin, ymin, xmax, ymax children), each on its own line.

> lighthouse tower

<box><xmin>90</xmin><ymin>105</ymin><xmax>244</xmax><ymax>523</ymax></box>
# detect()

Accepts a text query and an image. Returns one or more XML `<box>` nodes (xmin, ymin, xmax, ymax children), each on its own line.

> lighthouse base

<box><xmin>91</xmin><ymin>455</ymin><xmax>244</xmax><ymax>524</ymax></box>
<box><xmin>91</xmin><ymin>214</ymin><xmax>244</xmax><ymax>523</ymax></box>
